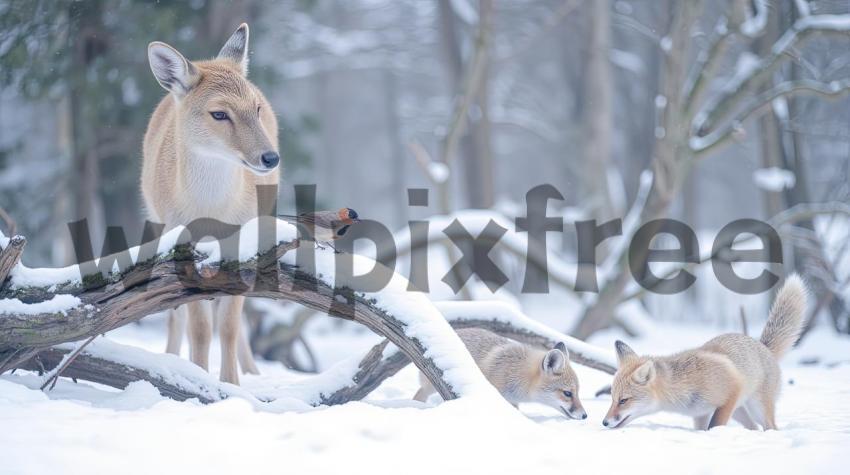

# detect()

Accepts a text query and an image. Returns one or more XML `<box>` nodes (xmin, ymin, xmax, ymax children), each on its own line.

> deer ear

<box><xmin>217</xmin><ymin>23</ymin><xmax>249</xmax><ymax>76</ymax></box>
<box><xmin>632</xmin><ymin>361</ymin><xmax>656</xmax><ymax>385</ymax></box>
<box><xmin>148</xmin><ymin>42</ymin><xmax>198</xmax><ymax>97</ymax></box>
<box><xmin>615</xmin><ymin>340</ymin><xmax>637</xmax><ymax>365</ymax></box>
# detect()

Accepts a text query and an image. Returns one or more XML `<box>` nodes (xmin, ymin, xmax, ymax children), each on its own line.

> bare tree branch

<box><xmin>693</xmin><ymin>15</ymin><xmax>850</xmax><ymax>136</ymax></box>
<box><xmin>692</xmin><ymin>79</ymin><xmax>850</xmax><ymax>155</ymax></box>
<box><xmin>17</xmin><ymin>345</ymin><xmax>233</xmax><ymax>404</ymax></box>
<box><xmin>0</xmin><ymin>235</ymin><xmax>26</xmax><ymax>287</ymax></box>
<box><xmin>683</xmin><ymin>17</ymin><xmax>735</xmax><ymax>115</ymax></box>
<box><xmin>619</xmin><ymin>202</ymin><xmax>850</xmax><ymax>302</ymax></box>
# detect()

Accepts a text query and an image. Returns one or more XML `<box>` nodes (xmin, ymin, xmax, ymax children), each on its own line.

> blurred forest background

<box><xmin>1</xmin><ymin>0</ymin><xmax>849</xmax><ymax>355</ymax></box>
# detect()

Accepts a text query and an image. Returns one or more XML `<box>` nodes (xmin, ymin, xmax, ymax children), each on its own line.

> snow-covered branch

<box><xmin>316</xmin><ymin>302</ymin><xmax>618</xmax><ymax>405</ymax></box>
<box><xmin>690</xmin><ymin>79</ymin><xmax>850</xmax><ymax>155</ymax></box>
<box><xmin>19</xmin><ymin>339</ymin><xmax>245</xmax><ymax>404</ymax></box>
<box><xmin>692</xmin><ymin>14</ymin><xmax>850</xmax><ymax>136</ymax></box>
<box><xmin>435</xmin><ymin>301</ymin><xmax>617</xmax><ymax>373</ymax></box>
<box><xmin>0</xmin><ymin>219</ymin><xmax>505</xmax><ymax>404</ymax></box>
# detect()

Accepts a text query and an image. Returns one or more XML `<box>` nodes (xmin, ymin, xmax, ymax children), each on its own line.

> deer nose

<box><xmin>260</xmin><ymin>151</ymin><xmax>280</xmax><ymax>169</ymax></box>
<box><xmin>602</xmin><ymin>420</ymin><xmax>609</xmax><ymax>427</ymax></box>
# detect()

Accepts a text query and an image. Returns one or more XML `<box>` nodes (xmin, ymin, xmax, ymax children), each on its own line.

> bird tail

<box><xmin>760</xmin><ymin>274</ymin><xmax>808</xmax><ymax>359</ymax></box>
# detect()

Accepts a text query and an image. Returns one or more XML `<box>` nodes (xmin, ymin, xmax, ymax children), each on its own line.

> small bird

<box><xmin>278</xmin><ymin>208</ymin><xmax>360</xmax><ymax>251</ymax></box>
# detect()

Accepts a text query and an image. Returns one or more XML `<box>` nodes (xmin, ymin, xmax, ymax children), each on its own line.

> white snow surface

<box><xmin>1</xmin><ymin>322</ymin><xmax>848</xmax><ymax>475</ymax></box>
<box><xmin>4</xmin><ymin>221</ymin><xmax>850</xmax><ymax>474</ymax></box>
<box><xmin>0</xmin><ymin>294</ymin><xmax>81</xmax><ymax>316</ymax></box>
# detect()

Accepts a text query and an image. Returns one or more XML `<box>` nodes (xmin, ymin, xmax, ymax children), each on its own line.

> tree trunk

<box><xmin>581</xmin><ymin>0</ymin><xmax>615</xmax><ymax>221</ymax></box>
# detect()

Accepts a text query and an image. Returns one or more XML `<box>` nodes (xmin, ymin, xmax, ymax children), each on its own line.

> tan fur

<box><xmin>604</xmin><ymin>275</ymin><xmax>807</xmax><ymax>431</ymax></box>
<box><xmin>414</xmin><ymin>328</ymin><xmax>587</xmax><ymax>419</ymax></box>
<box><xmin>142</xmin><ymin>24</ymin><xmax>279</xmax><ymax>385</ymax></box>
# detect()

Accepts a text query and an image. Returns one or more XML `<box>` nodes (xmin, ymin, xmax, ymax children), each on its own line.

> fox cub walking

<box><xmin>414</xmin><ymin>328</ymin><xmax>587</xmax><ymax>419</ymax></box>
<box><xmin>603</xmin><ymin>275</ymin><xmax>807</xmax><ymax>430</ymax></box>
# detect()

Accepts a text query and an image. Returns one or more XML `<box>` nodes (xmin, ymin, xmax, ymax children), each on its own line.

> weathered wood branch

<box><xmin>0</xmin><ymin>235</ymin><xmax>468</xmax><ymax>402</ymax></box>
<box><xmin>0</xmin><ymin>235</ymin><xmax>26</xmax><ymax>287</ymax></box>
<box><xmin>319</xmin><ymin>339</ymin><xmax>411</xmax><ymax>405</ymax></box>
<box><xmin>14</xmin><ymin>308</ymin><xmax>616</xmax><ymax>406</ymax></box>
<box><xmin>17</xmin><ymin>345</ymin><xmax>232</xmax><ymax>404</ymax></box>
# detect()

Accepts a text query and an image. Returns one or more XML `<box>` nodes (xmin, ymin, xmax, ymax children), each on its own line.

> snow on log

<box><xmin>18</xmin><ymin>338</ymin><xmax>251</xmax><ymax>404</ymax></box>
<box><xmin>434</xmin><ymin>300</ymin><xmax>617</xmax><ymax>374</ymax></box>
<box><xmin>307</xmin><ymin>301</ymin><xmax>618</xmax><ymax>406</ymax></box>
<box><xmin>0</xmin><ymin>218</ymin><xmax>503</xmax><ymax>404</ymax></box>
<box><xmin>17</xmin><ymin>300</ymin><xmax>619</xmax><ymax>406</ymax></box>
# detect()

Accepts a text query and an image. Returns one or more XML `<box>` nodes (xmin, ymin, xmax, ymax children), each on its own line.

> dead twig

<box><xmin>40</xmin><ymin>335</ymin><xmax>98</xmax><ymax>391</ymax></box>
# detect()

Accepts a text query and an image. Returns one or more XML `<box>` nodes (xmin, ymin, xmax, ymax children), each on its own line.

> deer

<box><xmin>141</xmin><ymin>23</ymin><xmax>279</xmax><ymax>384</ymax></box>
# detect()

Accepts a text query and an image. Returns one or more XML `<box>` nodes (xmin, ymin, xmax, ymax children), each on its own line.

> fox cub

<box><xmin>603</xmin><ymin>275</ymin><xmax>807</xmax><ymax>430</ymax></box>
<box><xmin>414</xmin><ymin>328</ymin><xmax>587</xmax><ymax>419</ymax></box>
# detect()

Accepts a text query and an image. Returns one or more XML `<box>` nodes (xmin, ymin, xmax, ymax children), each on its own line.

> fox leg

<box><xmin>186</xmin><ymin>300</ymin><xmax>213</xmax><ymax>371</ymax></box>
<box><xmin>708</xmin><ymin>385</ymin><xmax>741</xmax><ymax>429</ymax></box>
<box><xmin>217</xmin><ymin>296</ymin><xmax>245</xmax><ymax>385</ymax></box>
<box><xmin>760</xmin><ymin>394</ymin><xmax>778</xmax><ymax>430</ymax></box>
<box><xmin>165</xmin><ymin>308</ymin><xmax>186</xmax><ymax>355</ymax></box>
<box><xmin>693</xmin><ymin>414</ymin><xmax>711</xmax><ymax>430</ymax></box>
<box><xmin>732</xmin><ymin>406</ymin><xmax>759</xmax><ymax>430</ymax></box>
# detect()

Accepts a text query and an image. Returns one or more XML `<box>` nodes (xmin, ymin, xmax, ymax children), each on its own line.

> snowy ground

<box><xmin>1</xmin><ymin>314</ymin><xmax>849</xmax><ymax>475</ymax></box>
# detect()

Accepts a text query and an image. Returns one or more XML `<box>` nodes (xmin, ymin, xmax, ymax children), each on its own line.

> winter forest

<box><xmin>1</xmin><ymin>0</ymin><xmax>849</xmax><ymax>474</ymax></box>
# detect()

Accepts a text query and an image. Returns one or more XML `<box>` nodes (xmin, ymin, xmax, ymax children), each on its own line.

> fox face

<box><xmin>535</xmin><ymin>342</ymin><xmax>587</xmax><ymax>420</ymax></box>
<box><xmin>147</xmin><ymin>24</ymin><xmax>280</xmax><ymax>176</ymax></box>
<box><xmin>603</xmin><ymin>340</ymin><xmax>659</xmax><ymax>428</ymax></box>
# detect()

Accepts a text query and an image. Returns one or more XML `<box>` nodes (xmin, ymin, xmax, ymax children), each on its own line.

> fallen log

<box><xmin>0</xmin><ymin>221</ymin><xmax>499</xmax><ymax>402</ymax></box>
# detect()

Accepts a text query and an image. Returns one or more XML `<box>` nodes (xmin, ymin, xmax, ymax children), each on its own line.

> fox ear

<box><xmin>554</xmin><ymin>341</ymin><xmax>570</xmax><ymax>360</ymax></box>
<box><xmin>148</xmin><ymin>42</ymin><xmax>198</xmax><ymax>97</ymax></box>
<box><xmin>632</xmin><ymin>361</ymin><xmax>656</xmax><ymax>385</ymax></box>
<box><xmin>615</xmin><ymin>340</ymin><xmax>637</xmax><ymax>365</ymax></box>
<box><xmin>217</xmin><ymin>23</ymin><xmax>249</xmax><ymax>76</ymax></box>
<box><xmin>543</xmin><ymin>348</ymin><xmax>566</xmax><ymax>375</ymax></box>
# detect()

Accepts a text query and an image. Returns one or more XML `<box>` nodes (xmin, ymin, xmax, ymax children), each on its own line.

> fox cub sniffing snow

<box><xmin>414</xmin><ymin>328</ymin><xmax>587</xmax><ymax>419</ymax></box>
<box><xmin>603</xmin><ymin>275</ymin><xmax>808</xmax><ymax>430</ymax></box>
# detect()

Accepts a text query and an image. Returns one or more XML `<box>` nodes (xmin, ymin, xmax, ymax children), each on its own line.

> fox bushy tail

<box><xmin>760</xmin><ymin>274</ymin><xmax>808</xmax><ymax>358</ymax></box>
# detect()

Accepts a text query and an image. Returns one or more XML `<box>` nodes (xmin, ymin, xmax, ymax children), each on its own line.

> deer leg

<box><xmin>186</xmin><ymin>300</ymin><xmax>213</xmax><ymax>371</ymax></box>
<box><xmin>218</xmin><ymin>296</ymin><xmax>244</xmax><ymax>385</ymax></box>
<box><xmin>165</xmin><ymin>308</ymin><xmax>185</xmax><ymax>355</ymax></box>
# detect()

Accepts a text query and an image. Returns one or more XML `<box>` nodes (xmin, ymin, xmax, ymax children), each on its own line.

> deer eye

<box><xmin>210</xmin><ymin>111</ymin><xmax>229</xmax><ymax>121</ymax></box>
<box><xmin>257</xmin><ymin>105</ymin><xmax>261</xmax><ymax>116</ymax></box>
<box><xmin>618</xmin><ymin>398</ymin><xmax>629</xmax><ymax>406</ymax></box>
<box><xmin>563</xmin><ymin>391</ymin><xmax>573</xmax><ymax>398</ymax></box>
